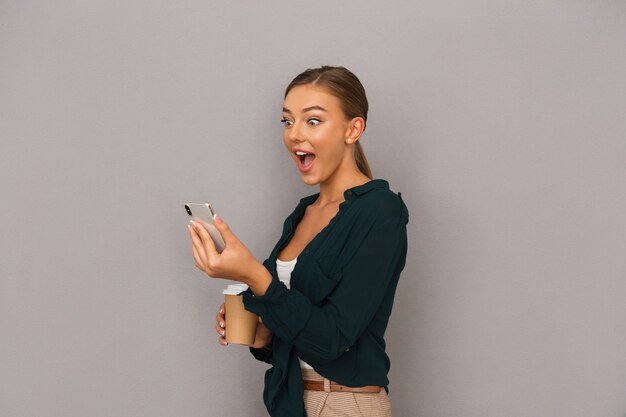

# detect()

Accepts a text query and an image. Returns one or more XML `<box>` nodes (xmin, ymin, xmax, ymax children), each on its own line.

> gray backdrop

<box><xmin>1</xmin><ymin>1</ymin><xmax>625</xmax><ymax>416</ymax></box>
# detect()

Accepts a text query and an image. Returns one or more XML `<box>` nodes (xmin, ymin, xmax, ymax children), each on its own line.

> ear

<box><xmin>345</xmin><ymin>117</ymin><xmax>365</xmax><ymax>144</ymax></box>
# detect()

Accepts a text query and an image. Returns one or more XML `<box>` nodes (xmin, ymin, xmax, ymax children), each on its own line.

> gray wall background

<box><xmin>1</xmin><ymin>1</ymin><xmax>625</xmax><ymax>416</ymax></box>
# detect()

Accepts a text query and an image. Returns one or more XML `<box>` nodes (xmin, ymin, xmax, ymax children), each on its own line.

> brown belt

<box><xmin>303</xmin><ymin>380</ymin><xmax>382</xmax><ymax>393</ymax></box>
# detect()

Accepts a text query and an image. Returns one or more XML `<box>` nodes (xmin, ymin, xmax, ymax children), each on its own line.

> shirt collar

<box><xmin>299</xmin><ymin>179</ymin><xmax>389</xmax><ymax>204</ymax></box>
<box><xmin>347</xmin><ymin>178</ymin><xmax>389</xmax><ymax>197</ymax></box>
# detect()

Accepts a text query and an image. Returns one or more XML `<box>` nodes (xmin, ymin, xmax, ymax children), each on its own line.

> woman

<box><xmin>188</xmin><ymin>66</ymin><xmax>409</xmax><ymax>417</ymax></box>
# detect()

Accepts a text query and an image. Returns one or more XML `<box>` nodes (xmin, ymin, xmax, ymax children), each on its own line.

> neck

<box><xmin>316</xmin><ymin>166</ymin><xmax>370</xmax><ymax>207</ymax></box>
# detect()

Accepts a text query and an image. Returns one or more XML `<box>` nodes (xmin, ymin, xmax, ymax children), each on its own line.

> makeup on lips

<box><xmin>294</xmin><ymin>149</ymin><xmax>316</xmax><ymax>172</ymax></box>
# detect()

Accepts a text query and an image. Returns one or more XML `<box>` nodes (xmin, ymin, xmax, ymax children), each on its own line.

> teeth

<box><xmin>295</xmin><ymin>151</ymin><xmax>308</xmax><ymax>156</ymax></box>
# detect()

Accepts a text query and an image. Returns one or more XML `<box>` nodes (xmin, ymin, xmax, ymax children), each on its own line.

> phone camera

<box><xmin>185</xmin><ymin>205</ymin><xmax>192</xmax><ymax>216</ymax></box>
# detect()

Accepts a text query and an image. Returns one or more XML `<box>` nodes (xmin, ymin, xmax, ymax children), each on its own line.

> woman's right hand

<box><xmin>215</xmin><ymin>303</ymin><xmax>273</xmax><ymax>348</ymax></box>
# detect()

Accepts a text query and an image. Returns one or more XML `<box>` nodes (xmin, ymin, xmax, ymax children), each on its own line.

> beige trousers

<box><xmin>301</xmin><ymin>369</ymin><xmax>393</xmax><ymax>417</ymax></box>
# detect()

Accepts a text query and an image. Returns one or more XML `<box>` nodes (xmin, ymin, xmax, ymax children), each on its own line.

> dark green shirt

<box><xmin>242</xmin><ymin>179</ymin><xmax>409</xmax><ymax>417</ymax></box>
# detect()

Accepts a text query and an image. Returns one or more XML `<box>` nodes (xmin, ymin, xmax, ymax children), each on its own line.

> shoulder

<box><xmin>351</xmin><ymin>180</ymin><xmax>409</xmax><ymax>223</ymax></box>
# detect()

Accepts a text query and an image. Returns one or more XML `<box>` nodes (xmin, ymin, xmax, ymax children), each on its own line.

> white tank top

<box><xmin>275</xmin><ymin>257</ymin><xmax>313</xmax><ymax>370</ymax></box>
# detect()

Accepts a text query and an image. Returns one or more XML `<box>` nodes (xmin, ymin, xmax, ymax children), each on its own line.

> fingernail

<box><xmin>220</xmin><ymin>330</ymin><xmax>225</xmax><ymax>336</ymax></box>
<box><xmin>214</xmin><ymin>214</ymin><xmax>221</xmax><ymax>223</ymax></box>
<box><xmin>220</xmin><ymin>322</ymin><xmax>225</xmax><ymax>328</ymax></box>
<box><xmin>219</xmin><ymin>307</ymin><xmax>223</xmax><ymax>314</ymax></box>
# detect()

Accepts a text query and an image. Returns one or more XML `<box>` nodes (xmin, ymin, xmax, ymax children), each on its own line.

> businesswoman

<box><xmin>188</xmin><ymin>66</ymin><xmax>409</xmax><ymax>417</ymax></box>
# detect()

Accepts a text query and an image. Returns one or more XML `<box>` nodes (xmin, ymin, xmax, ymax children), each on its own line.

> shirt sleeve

<box><xmin>242</xmin><ymin>215</ymin><xmax>408</xmax><ymax>365</ymax></box>
<box><xmin>249</xmin><ymin>344</ymin><xmax>273</xmax><ymax>364</ymax></box>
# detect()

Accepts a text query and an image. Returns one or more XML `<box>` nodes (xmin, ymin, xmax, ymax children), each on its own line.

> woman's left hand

<box><xmin>188</xmin><ymin>215</ymin><xmax>257</xmax><ymax>283</ymax></box>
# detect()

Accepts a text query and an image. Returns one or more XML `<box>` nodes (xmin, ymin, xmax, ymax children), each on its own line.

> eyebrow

<box><xmin>282</xmin><ymin>105</ymin><xmax>328</xmax><ymax>114</ymax></box>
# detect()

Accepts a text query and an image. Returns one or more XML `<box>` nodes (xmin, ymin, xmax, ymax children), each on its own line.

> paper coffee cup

<box><xmin>223</xmin><ymin>285</ymin><xmax>258</xmax><ymax>346</ymax></box>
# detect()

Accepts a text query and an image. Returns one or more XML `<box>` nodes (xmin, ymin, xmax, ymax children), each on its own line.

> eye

<box><xmin>280</xmin><ymin>118</ymin><xmax>293</xmax><ymax>127</ymax></box>
<box><xmin>307</xmin><ymin>118</ymin><xmax>321</xmax><ymax>126</ymax></box>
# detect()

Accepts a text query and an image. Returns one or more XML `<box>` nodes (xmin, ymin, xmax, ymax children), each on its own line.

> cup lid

<box><xmin>222</xmin><ymin>282</ymin><xmax>248</xmax><ymax>295</ymax></box>
<box><xmin>227</xmin><ymin>283</ymin><xmax>249</xmax><ymax>291</ymax></box>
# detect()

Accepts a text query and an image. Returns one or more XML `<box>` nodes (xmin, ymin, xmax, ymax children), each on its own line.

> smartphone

<box><xmin>184</xmin><ymin>202</ymin><xmax>226</xmax><ymax>253</ymax></box>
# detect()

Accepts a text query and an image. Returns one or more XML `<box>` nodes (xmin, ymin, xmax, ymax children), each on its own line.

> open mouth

<box><xmin>295</xmin><ymin>151</ymin><xmax>316</xmax><ymax>169</ymax></box>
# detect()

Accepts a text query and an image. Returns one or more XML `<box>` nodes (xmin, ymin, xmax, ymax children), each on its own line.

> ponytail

<box><xmin>354</xmin><ymin>141</ymin><xmax>372</xmax><ymax>179</ymax></box>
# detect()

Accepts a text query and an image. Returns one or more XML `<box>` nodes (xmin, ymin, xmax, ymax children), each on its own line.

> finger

<box><xmin>216</xmin><ymin>306</ymin><xmax>225</xmax><ymax>326</ymax></box>
<box><xmin>218</xmin><ymin>336</ymin><xmax>228</xmax><ymax>346</ymax></box>
<box><xmin>189</xmin><ymin>224</ymin><xmax>208</xmax><ymax>263</ymax></box>
<box><xmin>192</xmin><ymin>220</ymin><xmax>219</xmax><ymax>259</ymax></box>
<box><xmin>215</xmin><ymin>323</ymin><xmax>225</xmax><ymax>336</ymax></box>
<box><xmin>190</xmin><ymin>227</ymin><xmax>206</xmax><ymax>269</ymax></box>
<box><xmin>191</xmin><ymin>243</ymin><xmax>204</xmax><ymax>271</ymax></box>
<box><xmin>213</xmin><ymin>215</ymin><xmax>237</xmax><ymax>245</ymax></box>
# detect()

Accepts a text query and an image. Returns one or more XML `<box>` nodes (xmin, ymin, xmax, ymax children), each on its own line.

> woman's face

<box><xmin>281</xmin><ymin>84</ymin><xmax>355</xmax><ymax>186</ymax></box>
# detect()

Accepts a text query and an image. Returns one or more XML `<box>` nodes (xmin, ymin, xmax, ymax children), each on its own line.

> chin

<box><xmin>300</xmin><ymin>174</ymin><xmax>321</xmax><ymax>186</ymax></box>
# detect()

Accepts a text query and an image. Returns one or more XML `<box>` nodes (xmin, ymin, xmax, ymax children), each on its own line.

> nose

<box><xmin>287</xmin><ymin>120</ymin><xmax>305</xmax><ymax>143</ymax></box>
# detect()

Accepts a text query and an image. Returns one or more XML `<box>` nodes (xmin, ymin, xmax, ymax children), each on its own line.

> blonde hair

<box><xmin>285</xmin><ymin>66</ymin><xmax>373</xmax><ymax>179</ymax></box>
